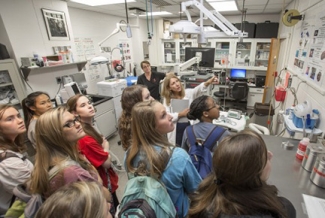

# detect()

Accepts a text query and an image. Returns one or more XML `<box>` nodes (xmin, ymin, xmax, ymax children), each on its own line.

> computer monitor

<box><xmin>230</xmin><ymin>68</ymin><xmax>246</xmax><ymax>79</ymax></box>
<box><xmin>185</xmin><ymin>47</ymin><xmax>215</xmax><ymax>68</ymax></box>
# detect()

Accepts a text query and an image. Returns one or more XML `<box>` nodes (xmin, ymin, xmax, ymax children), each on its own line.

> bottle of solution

<box><xmin>296</xmin><ymin>138</ymin><xmax>310</xmax><ymax>160</ymax></box>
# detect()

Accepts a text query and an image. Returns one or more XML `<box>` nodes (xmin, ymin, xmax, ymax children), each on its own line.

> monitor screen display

<box><xmin>230</xmin><ymin>68</ymin><xmax>246</xmax><ymax>79</ymax></box>
<box><xmin>185</xmin><ymin>47</ymin><xmax>215</xmax><ymax>68</ymax></box>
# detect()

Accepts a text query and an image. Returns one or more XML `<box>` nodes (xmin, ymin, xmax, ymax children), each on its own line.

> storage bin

<box><xmin>234</xmin><ymin>22</ymin><xmax>256</xmax><ymax>38</ymax></box>
<box><xmin>250</xmin><ymin>103</ymin><xmax>274</xmax><ymax>127</ymax></box>
<box><xmin>292</xmin><ymin>111</ymin><xmax>319</xmax><ymax>129</ymax></box>
<box><xmin>255</xmin><ymin>21</ymin><xmax>279</xmax><ymax>38</ymax></box>
<box><xmin>275</xmin><ymin>87</ymin><xmax>286</xmax><ymax>101</ymax></box>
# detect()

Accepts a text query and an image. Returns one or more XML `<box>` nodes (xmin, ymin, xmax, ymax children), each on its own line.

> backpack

<box><xmin>186</xmin><ymin>125</ymin><xmax>226</xmax><ymax>179</ymax></box>
<box><xmin>5</xmin><ymin>159</ymin><xmax>79</xmax><ymax>218</ymax></box>
<box><xmin>118</xmin><ymin>149</ymin><xmax>177</xmax><ymax>218</ymax></box>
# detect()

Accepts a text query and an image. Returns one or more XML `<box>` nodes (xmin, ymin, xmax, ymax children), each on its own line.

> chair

<box><xmin>230</xmin><ymin>82</ymin><xmax>249</xmax><ymax>111</ymax></box>
<box><xmin>213</xmin><ymin>90</ymin><xmax>226</xmax><ymax>110</ymax></box>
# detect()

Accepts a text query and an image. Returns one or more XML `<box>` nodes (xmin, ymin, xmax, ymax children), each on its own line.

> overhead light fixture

<box><xmin>169</xmin><ymin>0</ymin><xmax>246</xmax><ymax>43</ymax></box>
<box><xmin>207</xmin><ymin>0</ymin><xmax>238</xmax><ymax>12</ymax></box>
<box><xmin>70</xmin><ymin>0</ymin><xmax>135</xmax><ymax>6</ymax></box>
<box><xmin>138</xmin><ymin>11</ymin><xmax>171</xmax><ymax>16</ymax></box>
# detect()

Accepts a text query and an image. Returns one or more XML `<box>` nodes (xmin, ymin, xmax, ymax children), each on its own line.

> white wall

<box><xmin>274</xmin><ymin>0</ymin><xmax>325</xmax><ymax>139</ymax></box>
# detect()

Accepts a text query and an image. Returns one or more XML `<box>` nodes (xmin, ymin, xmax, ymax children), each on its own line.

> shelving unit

<box><xmin>0</xmin><ymin>59</ymin><xmax>27</xmax><ymax>107</ymax></box>
<box><xmin>20</xmin><ymin>61</ymin><xmax>87</xmax><ymax>80</ymax></box>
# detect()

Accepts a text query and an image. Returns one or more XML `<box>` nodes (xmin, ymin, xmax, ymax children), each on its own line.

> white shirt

<box><xmin>163</xmin><ymin>82</ymin><xmax>208</xmax><ymax>145</ymax></box>
<box><xmin>0</xmin><ymin>150</ymin><xmax>33</xmax><ymax>216</ymax></box>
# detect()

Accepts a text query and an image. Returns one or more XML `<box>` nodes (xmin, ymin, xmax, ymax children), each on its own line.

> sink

<box><xmin>88</xmin><ymin>94</ymin><xmax>113</xmax><ymax>106</ymax></box>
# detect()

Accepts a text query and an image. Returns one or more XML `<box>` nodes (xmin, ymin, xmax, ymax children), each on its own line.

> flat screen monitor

<box><xmin>185</xmin><ymin>47</ymin><xmax>215</xmax><ymax>68</ymax></box>
<box><xmin>230</xmin><ymin>68</ymin><xmax>246</xmax><ymax>79</ymax></box>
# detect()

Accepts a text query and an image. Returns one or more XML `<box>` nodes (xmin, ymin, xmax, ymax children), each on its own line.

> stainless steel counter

<box><xmin>262</xmin><ymin>135</ymin><xmax>325</xmax><ymax>218</ymax></box>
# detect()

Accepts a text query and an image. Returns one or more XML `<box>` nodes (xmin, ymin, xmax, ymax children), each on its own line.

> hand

<box><xmin>205</xmin><ymin>76</ymin><xmax>219</xmax><ymax>87</ymax></box>
<box><xmin>102</xmin><ymin>139</ymin><xmax>110</xmax><ymax>152</ymax></box>
<box><xmin>179</xmin><ymin>108</ymin><xmax>190</xmax><ymax>118</ymax></box>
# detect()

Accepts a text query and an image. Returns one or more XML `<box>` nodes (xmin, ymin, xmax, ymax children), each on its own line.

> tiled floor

<box><xmin>107</xmin><ymin>133</ymin><xmax>128</xmax><ymax>200</ymax></box>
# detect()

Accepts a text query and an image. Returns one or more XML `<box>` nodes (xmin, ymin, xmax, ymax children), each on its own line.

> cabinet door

<box><xmin>0</xmin><ymin>59</ymin><xmax>26</xmax><ymax>106</ymax></box>
<box><xmin>95</xmin><ymin>109</ymin><xmax>117</xmax><ymax>138</ymax></box>
<box><xmin>214</xmin><ymin>40</ymin><xmax>231</xmax><ymax>67</ymax></box>
<box><xmin>162</xmin><ymin>41</ymin><xmax>176</xmax><ymax>65</ymax></box>
<box><xmin>247</xmin><ymin>88</ymin><xmax>264</xmax><ymax>108</ymax></box>
<box><xmin>255</xmin><ymin>40</ymin><xmax>271</xmax><ymax>67</ymax></box>
<box><xmin>179</xmin><ymin>41</ymin><xmax>193</xmax><ymax>63</ymax></box>
<box><xmin>235</xmin><ymin>40</ymin><xmax>253</xmax><ymax>67</ymax></box>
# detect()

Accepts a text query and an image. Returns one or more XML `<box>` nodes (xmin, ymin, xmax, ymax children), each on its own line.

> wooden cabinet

<box><xmin>247</xmin><ymin>87</ymin><xmax>264</xmax><ymax>109</ymax></box>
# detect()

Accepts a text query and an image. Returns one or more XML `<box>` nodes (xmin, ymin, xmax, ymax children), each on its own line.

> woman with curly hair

<box><xmin>118</xmin><ymin>84</ymin><xmax>153</xmax><ymax>151</ymax></box>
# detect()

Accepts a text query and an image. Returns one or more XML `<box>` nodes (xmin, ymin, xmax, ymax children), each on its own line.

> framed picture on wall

<box><xmin>41</xmin><ymin>8</ymin><xmax>69</xmax><ymax>41</ymax></box>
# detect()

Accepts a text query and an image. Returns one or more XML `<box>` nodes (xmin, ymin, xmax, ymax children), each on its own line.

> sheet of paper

<box><xmin>166</xmin><ymin>53</ymin><xmax>172</xmax><ymax>62</ymax></box>
<box><xmin>303</xmin><ymin>194</ymin><xmax>325</xmax><ymax>218</ymax></box>
<box><xmin>171</xmin><ymin>99</ymin><xmax>189</xmax><ymax>123</ymax></box>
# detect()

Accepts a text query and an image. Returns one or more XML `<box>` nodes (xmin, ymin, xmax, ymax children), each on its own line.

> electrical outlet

<box><xmin>56</xmin><ymin>77</ymin><xmax>62</xmax><ymax>84</ymax></box>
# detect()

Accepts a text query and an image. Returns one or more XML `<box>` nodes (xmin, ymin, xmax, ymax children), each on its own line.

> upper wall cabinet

<box><xmin>161</xmin><ymin>38</ymin><xmax>271</xmax><ymax>71</ymax></box>
<box><xmin>161</xmin><ymin>39</ymin><xmax>197</xmax><ymax>66</ymax></box>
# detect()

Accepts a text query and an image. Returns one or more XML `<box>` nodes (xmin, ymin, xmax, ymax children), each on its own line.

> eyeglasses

<box><xmin>206</xmin><ymin>104</ymin><xmax>219</xmax><ymax>111</ymax></box>
<box><xmin>63</xmin><ymin>116</ymin><xmax>81</xmax><ymax>128</ymax></box>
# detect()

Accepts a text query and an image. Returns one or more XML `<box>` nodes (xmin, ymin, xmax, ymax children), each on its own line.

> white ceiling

<box><xmin>66</xmin><ymin>0</ymin><xmax>294</xmax><ymax>18</ymax></box>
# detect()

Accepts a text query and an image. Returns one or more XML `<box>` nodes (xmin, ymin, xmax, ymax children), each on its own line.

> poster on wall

<box><xmin>294</xmin><ymin>13</ymin><xmax>325</xmax><ymax>87</ymax></box>
<box><xmin>41</xmin><ymin>8</ymin><xmax>69</xmax><ymax>41</ymax></box>
<box><xmin>74</xmin><ymin>37</ymin><xmax>96</xmax><ymax>62</ymax></box>
<box><xmin>118</xmin><ymin>39</ymin><xmax>132</xmax><ymax>63</ymax></box>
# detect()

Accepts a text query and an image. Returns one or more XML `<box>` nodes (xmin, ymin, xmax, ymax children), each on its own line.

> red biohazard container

<box><xmin>275</xmin><ymin>87</ymin><xmax>286</xmax><ymax>102</ymax></box>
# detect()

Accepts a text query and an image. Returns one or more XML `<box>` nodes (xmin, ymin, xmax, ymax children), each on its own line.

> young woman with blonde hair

<box><xmin>161</xmin><ymin>73</ymin><xmax>218</xmax><ymax>146</ymax></box>
<box><xmin>125</xmin><ymin>100</ymin><xmax>201</xmax><ymax>218</ymax></box>
<box><xmin>0</xmin><ymin>104</ymin><xmax>33</xmax><ymax>216</ymax></box>
<box><xmin>35</xmin><ymin>181</ymin><xmax>112</xmax><ymax>218</ymax></box>
<box><xmin>29</xmin><ymin>107</ymin><xmax>111</xmax><ymax>202</ymax></box>
<box><xmin>118</xmin><ymin>84</ymin><xmax>153</xmax><ymax>151</ymax></box>
<box><xmin>67</xmin><ymin>94</ymin><xmax>119</xmax><ymax>214</ymax></box>
<box><xmin>188</xmin><ymin>130</ymin><xmax>296</xmax><ymax>218</ymax></box>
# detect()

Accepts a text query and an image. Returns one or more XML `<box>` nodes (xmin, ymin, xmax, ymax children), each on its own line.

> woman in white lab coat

<box><xmin>161</xmin><ymin>74</ymin><xmax>218</xmax><ymax>146</ymax></box>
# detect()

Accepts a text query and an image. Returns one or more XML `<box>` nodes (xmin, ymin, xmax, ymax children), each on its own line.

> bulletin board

<box><xmin>288</xmin><ymin>2</ymin><xmax>325</xmax><ymax>95</ymax></box>
<box><xmin>74</xmin><ymin>37</ymin><xmax>96</xmax><ymax>61</ymax></box>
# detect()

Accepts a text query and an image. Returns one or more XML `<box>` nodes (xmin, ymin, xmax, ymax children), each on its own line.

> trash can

<box><xmin>250</xmin><ymin>103</ymin><xmax>274</xmax><ymax>128</ymax></box>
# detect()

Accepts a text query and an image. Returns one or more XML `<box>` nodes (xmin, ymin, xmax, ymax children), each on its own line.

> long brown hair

<box><xmin>30</xmin><ymin>107</ymin><xmax>92</xmax><ymax>195</ymax></box>
<box><xmin>126</xmin><ymin>100</ymin><xmax>173</xmax><ymax>177</ymax></box>
<box><xmin>189</xmin><ymin>130</ymin><xmax>287</xmax><ymax>218</ymax></box>
<box><xmin>0</xmin><ymin>104</ymin><xmax>26</xmax><ymax>153</ymax></box>
<box><xmin>161</xmin><ymin>74</ymin><xmax>185</xmax><ymax>106</ymax></box>
<box><xmin>66</xmin><ymin>94</ymin><xmax>103</xmax><ymax>144</ymax></box>
<box><xmin>118</xmin><ymin>85</ymin><xmax>147</xmax><ymax>151</ymax></box>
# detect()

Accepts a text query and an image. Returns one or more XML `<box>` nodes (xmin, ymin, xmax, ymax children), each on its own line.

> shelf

<box><xmin>216</xmin><ymin>49</ymin><xmax>229</xmax><ymax>50</ymax></box>
<box><xmin>0</xmin><ymin>82</ymin><xmax>13</xmax><ymax>87</ymax></box>
<box><xmin>20</xmin><ymin>61</ymin><xmax>87</xmax><ymax>80</ymax></box>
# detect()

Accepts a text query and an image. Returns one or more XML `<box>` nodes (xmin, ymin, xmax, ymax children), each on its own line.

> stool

<box><xmin>213</xmin><ymin>91</ymin><xmax>226</xmax><ymax>110</ymax></box>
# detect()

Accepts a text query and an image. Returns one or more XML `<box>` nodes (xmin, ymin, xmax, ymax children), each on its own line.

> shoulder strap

<box><xmin>48</xmin><ymin>159</ymin><xmax>80</xmax><ymax>180</ymax></box>
<box><xmin>203</xmin><ymin>127</ymin><xmax>226</xmax><ymax>151</ymax></box>
<box><xmin>186</xmin><ymin>126</ymin><xmax>197</xmax><ymax>147</ymax></box>
<box><xmin>0</xmin><ymin>152</ymin><xmax>26</xmax><ymax>163</ymax></box>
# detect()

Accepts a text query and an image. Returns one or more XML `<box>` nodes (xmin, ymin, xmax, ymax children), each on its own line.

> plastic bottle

<box><xmin>296</xmin><ymin>138</ymin><xmax>310</xmax><ymax>160</ymax></box>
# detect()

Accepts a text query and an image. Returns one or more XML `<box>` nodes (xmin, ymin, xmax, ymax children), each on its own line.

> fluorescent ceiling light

<box><xmin>208</xmin><ymin>0</ymin><xmax>238</xmax><ymax>12</ymax></box>
<box><xmin>71</xmin><ymin>0</ymin><xmax>136</xmax><ymax>6</ymax></box>
<box><xmin>138</xmin><ymin>11</ymin><xmax>171</xmax><ymax>16</ymax></box>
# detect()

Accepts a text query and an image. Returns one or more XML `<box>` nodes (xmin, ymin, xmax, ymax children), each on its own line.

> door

<box><xmin>263</xmin><ymin>38</ymin><xmax>279</xmax><ymax>103</ymax></box>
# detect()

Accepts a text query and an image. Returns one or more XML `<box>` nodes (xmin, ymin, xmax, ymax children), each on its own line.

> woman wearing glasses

<box><xmin>181</xmin><ymin>95</ymin><xmax>230</xmax><ymax>153</ymax></box>
<box><xmin>161</xmin><ymin>74</ymin><xmax>218</xmax><ymax>146</ymax></box>
<box><xmin>188</xmin><ymin>130</ymin><xmax>296</xmax><ymax>218</ymax></box>
<box><xmin>67</xmin><ymin>94</ymin><xmax>118</xmax><ymax>215</ymax></box>
<box><xmin>29</xmin><ymin>107</ymin><xmax>111</xmax><ymax>206</ymax></box>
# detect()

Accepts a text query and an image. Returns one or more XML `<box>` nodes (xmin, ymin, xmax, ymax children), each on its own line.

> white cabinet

<box><xmin>93</xmin><ymin>96</ymin><xmax>117</xmax><ymax>138</ymax></box>
<box><xmin>161</xmin><ymin>39</ymin><xmax>197</xmax><ymax>65</ymax></box>
<box><xmin>247</xmin><ymin>87</ymin><xmax>264</xmax><ymax>109</ymax></box>
<box><xmin>0</xmin><ymin>59</ymin><xmax>26</xmax><ymax>106</ymax></box>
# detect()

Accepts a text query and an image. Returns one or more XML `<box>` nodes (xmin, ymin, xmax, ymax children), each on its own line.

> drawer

<box><xmin>249</xmin><ymin>87</ymin><xmax>264</xmax><ymax>94</ymax></box>
<box><xmin>94</xmin><ymin>99</ymin><xmax>114</xmax><ymax>116</ymax></box>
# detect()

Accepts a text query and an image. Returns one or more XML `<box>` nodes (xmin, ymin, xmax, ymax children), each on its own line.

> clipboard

<box><xmin>171</xmin><ymin>99</ymin><xmax>189</xmax><ymax>123</ymax></box>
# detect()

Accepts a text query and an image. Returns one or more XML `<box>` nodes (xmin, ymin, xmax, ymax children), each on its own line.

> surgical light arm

<box><xmin>175</xmin><ymin>56</ymin><xmax>201</xmax><ymax>75</ymax></box>
<box><xmin>172</xmin><ymin>0</ymin><xmax>247</xmax><ymax>37</ymax></box>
